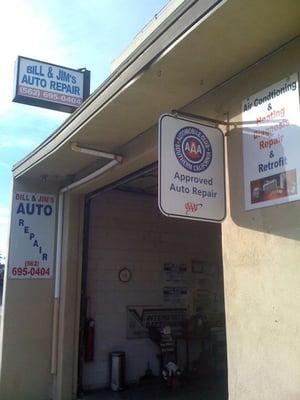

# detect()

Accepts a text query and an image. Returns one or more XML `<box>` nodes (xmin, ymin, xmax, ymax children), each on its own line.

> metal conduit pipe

<box><xmin>50</xmin><ymin>192</ymin><xmax>64</xmax><ymax>375</ymax></box>
<box><xmin>70</xmin><ymin>142</ymin><xmax>122</xmax><ymax>162</ymax></box>
<box><xmin>50</xmin><ymin>153</ymin><xmax>122</xmax><ymax>375</ymax></box>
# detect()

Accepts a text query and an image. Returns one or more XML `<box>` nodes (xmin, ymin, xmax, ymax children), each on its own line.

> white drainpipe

<box><xmin>50</xmin><ymin>147</ymin><xmax>122</xmax><ymax>374</ymax></box>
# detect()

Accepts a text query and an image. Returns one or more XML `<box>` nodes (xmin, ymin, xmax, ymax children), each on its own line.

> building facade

<box><xmin>0</xmin><ymin>1</ymin><xmax>300</xmax><ymax>399</ymax></box>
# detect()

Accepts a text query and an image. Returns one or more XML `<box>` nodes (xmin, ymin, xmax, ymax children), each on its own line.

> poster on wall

<box><xmin>193</xmin><ymin>289</ymin><xmax>212</xmax><ymax>313</ymax></box>
<box><xmin>158</xmin><ymin>114</ymin><xmax>226</xmax><ymax>222</ymax></box>
<box><xmin>164</xmin><ymin>263</ymin><xmax>187</xmax><ymax>282</ymax></box>
<box><xmin>242</xmin><ymin>73</ymin><xmax>300</xmax><ymax>210</ymax></box>
<box><xmin>163</xmin><ymin>287</ymin><xmax>188</xmax><ymax>306</ymax></box>
<box><xmin>127</xmin><ymin>306</ymin><xmax>187</xmax><ymax>339</ymax></box>
<box><xmin>8</xmin><ymin>192</ymin><xmax>56</xmax><ymax>279</ymax></box>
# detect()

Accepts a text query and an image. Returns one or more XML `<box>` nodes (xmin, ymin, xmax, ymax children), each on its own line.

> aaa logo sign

<box><xmin>158</xmin><ymin>114</ymin><xmax>225</xmax><ymax>223</ymax></box>
<box><xmin>174</xmin><ymin>126</ymin><xmax>212</xmax><ymax>173</ymax></box>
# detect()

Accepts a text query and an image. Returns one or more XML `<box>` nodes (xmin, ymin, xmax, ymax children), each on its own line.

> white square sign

<box><xmin>158</xmin><ymin>114</ymin><xmax>225</xmax><ymax>222</ymax></box>
<box><xmin>242</xmin><ymin>73</ymin><xmax>300</xmax><ymax>210</ymax></box>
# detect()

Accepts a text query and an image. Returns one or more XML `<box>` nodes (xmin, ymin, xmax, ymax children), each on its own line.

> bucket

<box><xmin>110</xmin><ymin>351</ymin><xmax>125</xmax><ymax>391</ymax></box>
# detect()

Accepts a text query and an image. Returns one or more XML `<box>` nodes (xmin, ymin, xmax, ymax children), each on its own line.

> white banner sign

<box><xmin>158</xmin><ymin>114</ymin><xmax>225</xmax><ymax>222</ymax></box>
<box><xmin>13</xmin><ymin>56</ymin><xmax>90</xmax><ymax>112</ymax></box>
<box><xmin>8</xmin><ymin>192</ymin><xmax>56</xmax><ymax>279</ymax></box>
<box><xmin>242</xmin><ymin>73</ymin><xmax>300</xmax><ymax>210</ymax></box>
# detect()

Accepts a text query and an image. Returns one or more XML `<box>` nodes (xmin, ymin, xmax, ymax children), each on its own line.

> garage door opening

<box><xmin>77</xmin><ymin>165</ymin><xmax>228</xmax><ymax>399</ymax></box>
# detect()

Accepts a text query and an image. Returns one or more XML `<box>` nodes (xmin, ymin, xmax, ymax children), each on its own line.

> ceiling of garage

<box><xmin>13</xmin><ymin>0</ymin><xmax>300</xmax><ymax>186</ymax></box>
<box><xmin>117</xmin><ymin>169</ymin><xmax>158</xmax><ymax>197</ymax></box>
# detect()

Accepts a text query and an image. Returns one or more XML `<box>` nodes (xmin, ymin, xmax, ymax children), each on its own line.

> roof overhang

<box><xmin>13</xmin><ymin>0</ymin><xmax>300</xmax><ymax>187</ymax></box>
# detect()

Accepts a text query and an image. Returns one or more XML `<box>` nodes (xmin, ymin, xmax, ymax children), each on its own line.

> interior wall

<box><xmin>83</xmin><ymin>189</ymin><xmax>224</xmax><ymax>389</ymax></box>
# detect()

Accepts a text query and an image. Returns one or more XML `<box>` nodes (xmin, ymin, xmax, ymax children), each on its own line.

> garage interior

<box><xmin>78</xmin><ymin>165</ymin><xmax>228</xmax><ymax>399</ymax></box>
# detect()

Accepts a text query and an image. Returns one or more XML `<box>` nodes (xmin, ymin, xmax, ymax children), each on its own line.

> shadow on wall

<box><xmin>227</xmin><ymin>123</ymin><xmax>300</xmax><ymax>241</ymax></box>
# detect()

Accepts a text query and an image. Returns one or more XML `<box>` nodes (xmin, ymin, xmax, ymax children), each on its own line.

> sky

<box><xmin>0</xmin><ymin>0</ymin><xmax>169</xmax><ymax>258</ymax></box>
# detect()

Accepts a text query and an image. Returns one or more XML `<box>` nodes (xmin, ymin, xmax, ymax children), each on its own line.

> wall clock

<box><xmin>119</xmin><ymin>267</ymin><xmax>131</xmax><ymax>283</ymax></box>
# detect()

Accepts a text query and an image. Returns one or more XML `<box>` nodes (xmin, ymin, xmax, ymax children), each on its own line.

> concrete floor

<box><xmin>79</xmin><ymin>376</ymin><xmax>227</xmax><ymax>400</ymax></box>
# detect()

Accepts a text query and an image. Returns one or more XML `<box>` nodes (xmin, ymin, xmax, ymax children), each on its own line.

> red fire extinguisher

<box><xmin>84</xmin><ymin>318</ymin><xmax>95</xmax><ymax>362</ymax></box>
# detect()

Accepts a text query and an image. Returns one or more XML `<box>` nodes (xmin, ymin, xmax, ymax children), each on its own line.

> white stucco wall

<box><xmin>181</xmin><ymin>37</ymin><xmax>300</xmax><ymax>400</ymax></box>
<box><xmin>0</xmin><ymin>179</ymin><xmax>58</xmax><ymax>400</ymax></box>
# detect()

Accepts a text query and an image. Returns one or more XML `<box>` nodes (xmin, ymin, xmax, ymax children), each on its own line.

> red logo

<box><xmin>174</xmin><ymin>126</ymin><xmax>212</xmax><ymax>173</ymax></box>
<box><xmin>183</xmin><ymin>137</ymin><xmax>203</xmax><ymax>162</ymax></box>
<box><xmin>185</xmin><ymin>202</ymin><xmax>203</xmax><ymax>214</ymax></box>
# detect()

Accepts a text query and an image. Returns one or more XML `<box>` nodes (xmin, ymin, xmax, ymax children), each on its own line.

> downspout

<box><xmin>50</xmin><ymin>192</ymin><xmax>64</xmax><ymax>374</ymax></box>
<box><xmin>50</xmin><ymin>149</ymin><xmax>122</xmax><ymax>375</ymax></box>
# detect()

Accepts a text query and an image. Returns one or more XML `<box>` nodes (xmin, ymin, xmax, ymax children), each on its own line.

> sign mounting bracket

<box><xmin>171</xmin><ymin>109</ymin><xmax>262</xmax><ymax>136</ymax></box>
<box><xmin>172</xmin><ymin>109</ymin><xmax>236</xmax><ymax>128</ymax></box>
